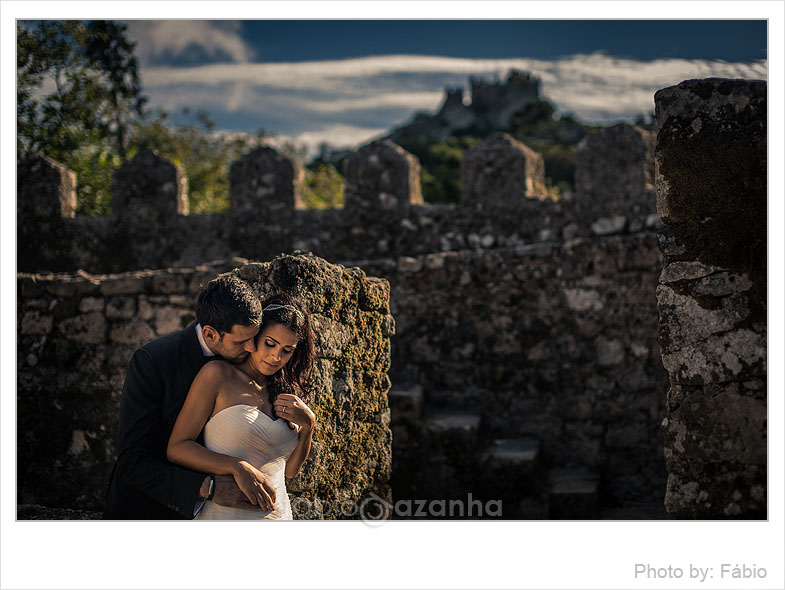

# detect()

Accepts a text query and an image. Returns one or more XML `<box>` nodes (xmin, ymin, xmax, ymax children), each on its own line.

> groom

<box><xmin>103</xmin><ymin>273</ymin><xmax>273</xmax><ymax>519</ymax></box>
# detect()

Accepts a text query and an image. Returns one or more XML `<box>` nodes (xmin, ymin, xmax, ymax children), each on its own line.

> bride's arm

<box><xmin>274</xmin><ymin>393</ymin><xmax>316</xmax><ymax>478</ymax></box>
<box><xmin>167</xmin><ymin>362</ymin><xmax>274</xmax><ymax>508</ymax></box>
<box><xmin>284</xmin><ymin>422</ymin><xmax>314</xmax><ymax>479</ymax></box>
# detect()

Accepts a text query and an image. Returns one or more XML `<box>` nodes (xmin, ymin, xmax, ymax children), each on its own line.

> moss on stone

<box><xmin>236</xmin><ymin>253</ymin><xmax>392</xmax><ymax>518</ymax></box>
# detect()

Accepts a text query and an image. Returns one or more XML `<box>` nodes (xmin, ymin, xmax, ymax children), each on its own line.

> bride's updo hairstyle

<box><xmin>259</xmin><ymin>292</ymin><xmax>315</xmax><ymax>400</ymax></box>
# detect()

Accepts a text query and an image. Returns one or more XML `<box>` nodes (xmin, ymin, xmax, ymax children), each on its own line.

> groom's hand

<box><xmin>212</xmin><ymin>473</ymin><xmax>276</xmax><ymax>511</ymax></box>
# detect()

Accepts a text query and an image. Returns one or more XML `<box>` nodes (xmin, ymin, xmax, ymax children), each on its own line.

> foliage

<box><xmin>132</xmin><ymin>111</ymin><xmax>345</xmax><ymax>213</ymax></box>
<box><xmin>302</xmin><ymin>163</ymin><xmax>345</xmax><ymax>209</ymax></box>
<box><xmin>395</xmin><ymin>136</ymin><xmax>483</xmax><ymax>203</ymax></box>
<box><xmin>297</xmin><ymin>143</ymin><xmax>353</xmax><ymax>210</ymax></box>
<box><xmin>17</xmin><ymin>20</ymin><xmax>146</xmax><ymax>214</ymax></box>
<box><xmin>131</xmin><ymin>109</ymin><xmax>267</xmax><ymax>213</ymax></box>
<box><xmin>310</xmin><ymin>142</ymin><xmax>354</xmax><ymax>171</ymax></box>
<box><xmin>508</xmin><ymin>100</ymin><xmax>599</xmax><ymax>199</ymax></box>
<box><xmin>390</xmin><ymin>98</ymin><xmax>601</xmax><ymax>203</ymax></box>
<box><xmin>16</xmin><ymin>20</ymin><xmax>271</xmax><ymax>215</ymax></box>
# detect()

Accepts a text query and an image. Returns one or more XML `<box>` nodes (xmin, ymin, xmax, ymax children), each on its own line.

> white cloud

<box><xmin>126</xmin><ymin>21</ymin><xmax>253</xmax><ymax>65</ymax></box>
<box><xmin>135</xmin><ymin>53</ymin><xmax>768</xmax><ymax>149</ymax></box>
<box><xmin>293</xmin><ymin>124</ymin><xmax>388</xmax><ymax>149</ymax></box>
<box><xmin>284</xmin><ymin>91</ymin><xmax>445</xmax><ymax>115</ymax></box>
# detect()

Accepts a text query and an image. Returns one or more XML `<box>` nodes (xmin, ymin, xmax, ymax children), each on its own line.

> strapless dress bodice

<box><xmin>195</xmin><ymin>404</ymin><xmax>298</xmax><ymax>520</ymax></box>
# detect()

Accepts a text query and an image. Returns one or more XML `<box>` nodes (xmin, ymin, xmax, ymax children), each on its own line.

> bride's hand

<box><xmin>273</xmin><ymin>394</ymin><xmax>316</xmax><ymax>431</ymax></box>
<box><xmin>231</xmin><ymin>461</ymin><xmax>277</xmax><ymax>511</ymax></box>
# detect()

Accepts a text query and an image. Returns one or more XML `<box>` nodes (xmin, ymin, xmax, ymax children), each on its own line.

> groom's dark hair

<box><xmin>195</xmin><ymin>274</ymin><xmax>262</xmax><ymax>335</ymax></box>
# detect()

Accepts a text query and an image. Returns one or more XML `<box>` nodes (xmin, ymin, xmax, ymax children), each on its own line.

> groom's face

<box><xmin>206</xmin><ymin>323</ymin><xmax>259</xmax><ymax>364</ymax></box>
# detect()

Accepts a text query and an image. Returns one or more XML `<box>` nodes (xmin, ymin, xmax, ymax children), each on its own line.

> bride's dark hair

<box><xmin>259</xmin><ymin>292</ymin><xmax>315</xmax><ymax>403</ymax></box>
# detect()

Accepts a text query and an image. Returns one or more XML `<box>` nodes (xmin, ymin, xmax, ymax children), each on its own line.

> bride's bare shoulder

<box><xmin>197</xmin><ymin>359</ymin><xmax>241</xmax><ymax>381</ymax></box>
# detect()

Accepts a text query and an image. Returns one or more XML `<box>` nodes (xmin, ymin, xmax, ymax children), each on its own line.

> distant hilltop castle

<box><xmin>387</xmin><ymin>70</ymin><xmax>542</xmax><ymax>142</ymax></box>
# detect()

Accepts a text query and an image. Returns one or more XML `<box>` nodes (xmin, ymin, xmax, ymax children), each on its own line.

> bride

<box><xmin>167</xmin><ymin>293</ymin><xmax>316</xmax><ymax>520</ymax></box>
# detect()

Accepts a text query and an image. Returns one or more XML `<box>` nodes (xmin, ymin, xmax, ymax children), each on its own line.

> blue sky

<box><xmin>121</xmin><ymin>19</ymin><xmax>767</xmax><ymax>151</ymax></box>
<box><xmin>144</xmin><ymin>21</ymin><xmax>767</xmax><ymax>65</ymax></box>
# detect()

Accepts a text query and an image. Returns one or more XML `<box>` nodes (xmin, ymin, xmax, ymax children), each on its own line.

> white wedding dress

<box><xmin>195</xmin><ymin>404</ymin><xmax>299</xmax><ymax>520</ymax></box>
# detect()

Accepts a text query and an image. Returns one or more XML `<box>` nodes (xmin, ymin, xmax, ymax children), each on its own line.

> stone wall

<box><xmin>654</xmin><ymin>78</ymin><xmax>767</xmax><ymax>518</ymax></box>
<box><xmin>20</xmin><ymin>88</ymin><xmax>764</xmax><ymax>519</ymax></box>
<box><xmin>17</xmin><ymin>127</ymin><xmax>657</xmax><ymax>275</ymax></box>
<box><xmin>18</xmin><ymin>121</ymin><xmax>667</xmax><ymax>518</ymax></box>
<box><xmin>355</xmin><ymin>232</ymin><xmax>667</xmax><ymax>507</ymax></box>
<box><xmin>17</xmin><ymin>254</ymin><xmax>393</xmax><ymax>518</ymax></box>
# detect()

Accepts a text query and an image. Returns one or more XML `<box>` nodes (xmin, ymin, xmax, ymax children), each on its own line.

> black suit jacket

<box><xmin>103</xmin><ymin>321</ymin><xmax>212</xmax><ymax>519</ymax></box>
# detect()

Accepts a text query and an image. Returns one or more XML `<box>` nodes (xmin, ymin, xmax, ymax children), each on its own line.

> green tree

<box><xmin>394</xmin><ymin>97</ymin><xmax>601</xmax><ymax>203</ymax></box>
<box><xmin>302</xmin><ymin>163</ymin><xmax>345</xmax><ymax>209</ymax></box>
<box><xmin>17</xmin><ymin>20</ymin><xmax>146</xmax><ymax>214</ymax></box>
<box><xmin>131</xmin><ymin>108</ymin><xmax>267</xmax><ymax>213</ymax></box>
<box><xmin>509</xmin><ymin>99</ymin><xmax>598</xmax><ymax>197</ymax></box>
<box><xmin>396</xmin><ymin>135</ymin><xmax>482</xmax><ymax>203</ymax></box>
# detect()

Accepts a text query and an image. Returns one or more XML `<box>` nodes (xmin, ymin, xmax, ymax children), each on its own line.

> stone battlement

<box><xmin>17</xmin><ymin>125</ymin><xmax>657</xmax><ymax>275</ymax></box>
<box><xmin>16</xmin><ymin>77</ymin><xmax>767</xmax><ymax>519</ymax></box>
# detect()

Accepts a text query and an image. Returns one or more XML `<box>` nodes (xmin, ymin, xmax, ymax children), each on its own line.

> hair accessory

<box><xmin>263</xmin><ymin>303</ymin><xmax>304</xmax><ymax>320</ymax></box>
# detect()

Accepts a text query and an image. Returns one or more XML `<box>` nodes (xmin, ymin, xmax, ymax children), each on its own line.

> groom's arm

<box><xmin>113</xmin><ymin>347</ymin><xmax>206</xmax><ymax>518</ymax></box>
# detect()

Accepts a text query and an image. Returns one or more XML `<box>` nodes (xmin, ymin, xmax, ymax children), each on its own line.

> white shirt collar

<box><xmin>195</xmin><ymin>323</ymin><xmax>215</xmax><ymax>357</ymax></box>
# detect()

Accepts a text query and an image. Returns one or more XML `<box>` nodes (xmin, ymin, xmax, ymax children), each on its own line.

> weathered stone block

<box><xmin>359</xmin><ymin>277</ymin><xmax>390</xmax><ymax>312</ymax></box>
<box><xmin>153</xmin><ymin>306</ymin><xmax>189</xmax><ymax>336</ymax></box>
<box><xmin>663</xmin><ymin>385</ymin><xmax>765</xmax><ymax>465</ymax></box>
<box><xmin>230</xmin><ymin>146</ymin><xmax>304</xmax><ymax>212</ymax></box>
<box><xmin>137</xmin><ymin>296</ymin><xmax>154</xmax><ymax>321</ymax></box>
<box><xmin>105</xmin><ymin>297</ymin><xmax>136</xmax><ymax>321</ymax></box>
<box><xmin>660</xmin><ymin>329</ymin><xmax>766</xmax><ymax>385</ymax></box>
<box><xmin>664</xmin><ymin>465</ymin><xmax>765</xmax><ymax>519</ymax></box>
<box><xmin>151</xmin><ymin>272</ymin><xmax>188</xmax><ymax>294</ymax></box>
<box><xmin>692</xmin><ymin>272</ymin><xmax>753</xmax><ymax>297</ymax></box>
<box><xmin>654</xmin><ymin>78</ymin><xmax>766</xmax><ymax>278</ymax></box>
<box><xmin>112</xmin><ymin>149</ymin><xmax>188</xmax><ymax>221</ymax></box>
<box><xmin>381</xmin><ymin>314</ymin><xmax>395</xmax><ymax>338</ymax></box>
<box><xmin>591</xmin><ymin>215</ymin><xmax>626</xmax><ymax>236</ymax></box>
<box><xmin>17</xmin><ymin>154</ymin><xmax>77</xmax><ymax>220</ymax></box>
<box><xmin>343</xmin><ymin>140</ymin><xmax>423</xmax><ymax>210</ymax></box>
<box><xmin>563</xmin><ymin>288</ymin><xmax>603</xmax><ymax>312</ymax></box>
<box><xmin>461</xmin><ymin>132</ymin><xmax>547</xmax><ymax>203</ymax></box>
<box><xmin>101</xmin><ymin>276</ymin><xmax>146</xmax><ymax>296</ymax></box>
<box><xmin>19</xmin><ymin>277</ymin><xmax>45</xmax><ymax>298</ymax></box>
<box><xmin>46</xmin><ymin>278</ymin><xmax>97</xmax><ymax>297</ymax></box>
<box><xmin>575</xmin><ymin>124</ymin><xmax>655</xmax><ymax>214</ymax></box>
<box><xmin>659</xmin><ymin>260</ymin><xmax>719</xmax><ymax>284</ymax></box>
<box><xmin>78</xmin><ymin>297</ymin><xmax>105</xmax><ymax>313</ymax></box>
<box><xmin>58</xmin><ymin>312</ymin><xmax>106</xmax><ymax>344</ymax></box>
<box><xmin>168</xmin><ymin>295</ymin><xmax>192</xmax><ymax>307</ymax></box>
<box><xmin>656</xmin><ymin>284</ymin><xmax>750</xmax><ymax>349</ymax></box>
<box><xmin>110</xmin><ymin>319</ymin><xmax>155</xmax><ymax>344</ymax></box>
<box><xmin>655</xmin><ymin>78</ymin><xmax>767</xmax><ymax>519</ymax></box>
<box><xmin>21</xmin><ymin>311</ymin><xmax>53</xmax><ymax>335</ymax></box>
<box><xmin>311</xmin><ymin>316</ymin><xmax>350</xmax><ymax>359</ymax></box>
<box><xmin>21</xmin><ymin>298</ymin><xmax>50</xmax><ymax>310</ymax></box>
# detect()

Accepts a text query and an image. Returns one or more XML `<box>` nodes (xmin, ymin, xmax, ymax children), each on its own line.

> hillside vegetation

<box><xmin>18</xmin><ymin>21</ymin><xmax>654</xmax><ymax>212</ymax></box>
